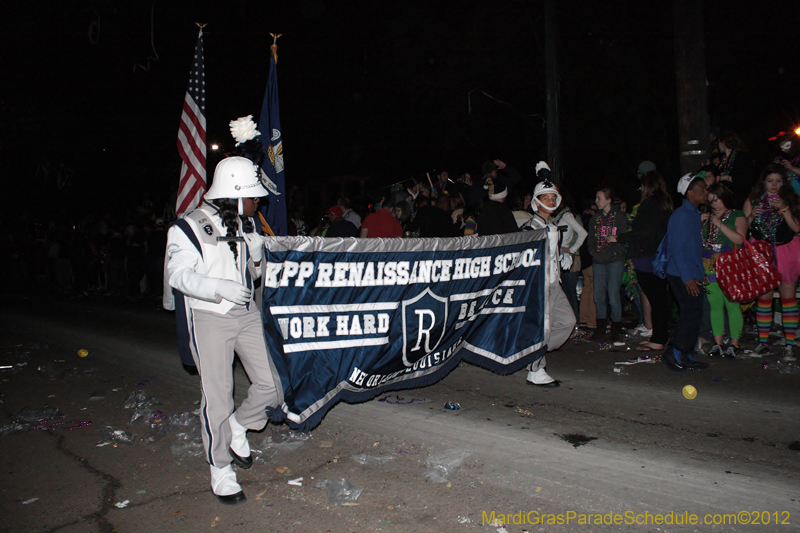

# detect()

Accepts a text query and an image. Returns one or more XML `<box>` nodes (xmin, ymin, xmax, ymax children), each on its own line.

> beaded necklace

<box><xmin>720</xmin><ymin>149</ymin><xmax>737</xmax><ymax>175</ymax></box>
<box><xmin>752</xmin><ymin>194</ymin><xmax>782</xmax><ymax>243</ymax></box>
<box><xmin>703</xmin><ymin>208</ymin><xmax>732</xmax><ymax>252</ymax></box>
<box><xmin>594</xmin><ymin>209</ymin><xmax>616</xmax><ymax>252</ymax></box>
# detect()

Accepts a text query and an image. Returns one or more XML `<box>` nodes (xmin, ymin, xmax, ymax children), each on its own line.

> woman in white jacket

<box><xmin>551</xmin><ymin>190</ymin><xmax>588</xmax><ymax>324</ymax></box>
<box><xmin>166</xmin><ymin>156</ymin><xmax>283</xmax><ymax>505</ymax></box>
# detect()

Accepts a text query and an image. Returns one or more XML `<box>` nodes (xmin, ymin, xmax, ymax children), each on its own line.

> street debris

<box><xmin>123</xmin><ymin>390</ymin><xmax>154</xmax><ymax>409</ymax></box>
<box><xmin>114</xmin><ymin>500</ymin><xmax>130</xmax><ymax>508</ymax></box>
<box><xmin>288</xmin><ymin>477</ymin><xmax>303</xmax><ymax>486</ymax></box>
<box><xmin>251</xmin><ymin>426</ymin><xmax>311</xmax><ymax>463</ymax></box>
<box><xmin>170</xmin><ymin>412</ymin><xmax>204</xmax><ymax>458</ymax></box>
<box><xmin>682</xmin><ymin>385</ymin><xmax>697</xmax><ymax>399</ymax></box>
<box><xmin>37</xmin><ymin>361</ymin><xmax>68</xmax><ymax>380</ymax></box>
<box><xmin>444</xmin><ymin>401</ymin><xmax>460</xmax><ymax>410</ymax></box>
<box><xmin>9</xmin><ymin>405</ymin><xmax>64</xmax><ymax>423</ymax></box>
<box><xmin>315</xmin><ymin>478</ymin><xmax>363</xmax><ymax>505</ymax></box>
<box><xmin>423</xmin><ymin>449</ymin><xmax>470</xmax><ymax>482</ymax></box>
<box><xmin>97</xmin><ymin>426</ymin><xmax>136</xmax><ymax>446</ymax></box>
<box><xmin>351</xmin><ymin>454</ymin><xmax>394</xmax><ymax>464</ymax></box>
<box><xmin>89</xmin><ymin>389</ymin><xmax>105</xmax><ymax>401</ymax></box>
<box><xmin>378</xmin><ymin>395</ymin><xmax>427</xmax><ymax>405</ymax></box>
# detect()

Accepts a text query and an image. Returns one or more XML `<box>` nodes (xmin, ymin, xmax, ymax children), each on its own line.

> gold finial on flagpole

<box><xmin>195</xmin><ymin>22</ymin><xmax>208</xmax><ymax>35</ymax></box>
<box><xmin>269</xmin><ymin>33</ymin><xmax>282</xmax><ymax>63</ymax></box>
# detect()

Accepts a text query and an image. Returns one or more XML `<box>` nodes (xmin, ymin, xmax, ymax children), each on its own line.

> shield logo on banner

<box><xmin>401</xmin><ymin>287</ymin><xmax>448</xmax><ymax>367</ymax></box>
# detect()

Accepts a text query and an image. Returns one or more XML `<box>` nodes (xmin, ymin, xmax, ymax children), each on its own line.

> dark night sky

<box><xmin>3</xmin><ymin>0</ymin><xmax>799</xmax><ymax>221</ymax></box>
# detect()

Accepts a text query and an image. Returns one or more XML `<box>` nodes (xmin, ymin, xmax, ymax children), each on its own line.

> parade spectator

<box><xmin>449</xmin><ymin>191</ymin><xmax>467</xmax><ymax>231</ymax></box>
<box><xmin>662</xmin><ymin>173</ymin><xmax>709</xmax><ymax>372</ymax></box>
<box><xmin>744</xmin><ymin>164</ymin><xmax>800</xmax><ymax>360</ymax></box>
<box><xmin>637</xmin><ymin>160</ymin><xmax>656</xmax><ymax>180</ymax></box>
<box><xmin>391</xmin><ymin>177</ymin><xmax>425</xmax><ymax>219</ymax></box>
<box><xmin>479</xmin><ymin>159</ymin><xmax>521</xmax><ymax>192</ymax></box>
<box><xmin>472</xmin><ymin>179</ymin><xmax>519</xmax><ymax>236</ymax></box>
<box><xmin>701</xmin><ymin>183</ymin><xmax>747</xmax><ymax>358</ymax></box>
<box><xmin>405</xmin><ymin>194</ymin><xmax>459</xmax><ymax>237</ymax></box>
<box><xmin>773</xmin><ymin>131</ymin><xmax>800</xmax><ymax>196</ymax></box>
<box><xmin>392</xmin><ymin>200</ymin><xmax>412</xmax><ymax>231</ymax></box>
<box><xmin>146</xmin><ymin>218</ymin><xmax>168</xmax><ymax>297</ymax></box>
<box><xmin>551</xmin><ymin>189</ymin><xmax>587</xmax><ymax>323</ymax></box>
<box><xmin>509</xmin><ymin>189</ymin><xmax>534</xmax><ymax>228</ymax></box>
<box><xmin>607</xmin><ymin>172</ymin><xmax>672</xmax><ymax>351</ymax></box>
<box><xmin>361</xmin><ymin>196</ymin><xmax>404</xmax><ymax>238</ymax></box>
<box><xmin>324</xmin><ymin>205</ymin><xmax>359</xmax><ymax>238</ymax></box>
<box><xmin>337</xmin><ymin>197</ymin><xmax>362</xmax><ymax>229</ymax></box>
<box><xmin>587</xmin><ymin>187</ymin><xmax>628</xmax><ymax>342</ymax></box>
<box><xmin>433</xmin><ymin>170</ymin><xmax>450</xmax><ymax>197</ymax></box>
<box><xmin>578</xmin><ymin>199</ymin><xmax>597</xmax><ymax>329</ymax></box>
<box><xmin>718</xmin><ymin>130</ymin><xmax>756</xmax><ymax>208</ymax></box>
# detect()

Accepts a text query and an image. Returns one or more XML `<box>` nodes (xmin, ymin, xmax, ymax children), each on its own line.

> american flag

<box><xmin>176</xmin><ymin>28</ymin><xmax>207</xmax><ymax>215</ymax></box>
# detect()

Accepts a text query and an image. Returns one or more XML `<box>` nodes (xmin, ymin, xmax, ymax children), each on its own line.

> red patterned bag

<box><xmin>715</xmin><ymin>239</ymin><xmax>782</xmax><ymax>302</ymax></box>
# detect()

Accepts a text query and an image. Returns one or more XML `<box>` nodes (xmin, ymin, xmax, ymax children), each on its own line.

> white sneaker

<box><xmin>631</xmin><ymin>324</ymin><xmax>652</xmax><ymax>337</ymax></box>
<box><xmin>210</xmin><ymin>464</ymin><xmax>242</xmax><ymax>496</ymax></box>
<box><xmin>783</xmin><ymin>345</ymin><xmax>797</xmax><ymax>362</ymax></box>
<box><xmin>527</xmin><ymin>368</ymin><xmax>557</xmax><ymax>385</ymax></box>
<box><xmin>228</xmin><ymin>414</ymin><xmax>250</xmax><ymax>458</ymax></box>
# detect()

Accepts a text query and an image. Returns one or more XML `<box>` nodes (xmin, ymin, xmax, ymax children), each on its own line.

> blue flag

<box><xmin>259</xmin><ymin>42</ymin><xmax>287</xmax><ymax>236</ymax></box>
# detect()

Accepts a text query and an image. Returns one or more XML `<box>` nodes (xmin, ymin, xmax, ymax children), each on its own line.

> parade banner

<box><xmin>262</xmin><ymin>230</ymin><xmax>551</xmax><ymax>430</ymax></box>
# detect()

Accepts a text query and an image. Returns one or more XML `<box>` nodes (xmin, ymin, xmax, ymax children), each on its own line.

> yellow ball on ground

<box><xmin>682</xmin><ymin>385</ymin><xmax>697</xmax><ymax>399</ymax></box>
<box><xmin>77</xmin><ymin>349</ymin><xmax>89</xmax><ymax>358</ymax></box>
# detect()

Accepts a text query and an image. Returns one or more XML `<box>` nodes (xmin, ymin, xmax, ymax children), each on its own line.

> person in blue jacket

<box><xmin>662</xmin><ymin>173</ymin><xmax>710</xmax><ymax>372</ymax></box>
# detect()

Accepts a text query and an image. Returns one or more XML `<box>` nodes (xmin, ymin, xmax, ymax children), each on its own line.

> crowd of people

<box><xmin>308</xmin><ymin>129</ymin><xmax>800</xmax><ymax>371</ymax></box>
<box><xmin>2</xmin><ymin>201</ymin><xmax>172</xmax><ymax>299</ymax></box>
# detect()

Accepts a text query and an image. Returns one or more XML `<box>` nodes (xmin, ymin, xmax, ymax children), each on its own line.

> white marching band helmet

<box><xmin>533</xmin><ymin>180</ymin><xmax>562</xmax><ymax>212</ymax></box>
<box><xmin>205</xmin><ymin>156</ymin><xmax>269</xmax><ymax>216</ymax></box>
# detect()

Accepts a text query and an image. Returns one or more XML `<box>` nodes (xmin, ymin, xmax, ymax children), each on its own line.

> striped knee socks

<box><xmin>782</xmin><ymin>298</ymin><xmax>798</xmax><ymax>346</ymax></box>
<box><xmin>756</xmin><ymin>297</ymin><xmax>773</xmax><ymax>344</ymax></box>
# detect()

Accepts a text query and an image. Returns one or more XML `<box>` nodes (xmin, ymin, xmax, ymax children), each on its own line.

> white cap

<box><xmin>205</xmin><ymin>157</ymin><xmax>269</xmax><ymax>200</ymax></box>
<box><xmin>677</xmin><ymin>172</ymin><xmax>695</xmax><ymax>196</ymax></box>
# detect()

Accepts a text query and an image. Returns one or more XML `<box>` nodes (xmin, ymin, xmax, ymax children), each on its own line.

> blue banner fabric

<box><xmin>262</xmin><ymin>230</ymin><xmax>550</xmax><ymax>430</ymax></box>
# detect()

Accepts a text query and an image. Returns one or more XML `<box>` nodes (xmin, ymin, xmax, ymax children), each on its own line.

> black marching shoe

<box><xmin>527</xmin><ymin>380</ymin><xmax>560</xmax><ymax>388</ymax></box>
<box><xmin>229</xmin><ymin>447</ymin><xmax>253</xmax><ymax>469</ymax></box>
<box><xmin>215</xmin><ymin>490</ymin><xmax>247</xmax><ymax>505</ymax></box>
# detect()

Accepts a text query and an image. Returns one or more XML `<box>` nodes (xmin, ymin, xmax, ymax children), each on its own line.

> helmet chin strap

<box><xmin>534</xmin><ymin>197</ymin><xmax>560</xmax><ymax>211</ymax></box>
<box><xmin>238</xmin><ymin>197</ymin><xmax>244</xmax><ymax>216</ymax></box>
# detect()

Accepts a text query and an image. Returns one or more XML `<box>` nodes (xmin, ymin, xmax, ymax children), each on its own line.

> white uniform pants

<box><xmin>191</xmin><ymin>305</ymin><xmax>284</xmax><ymax>467</ymax></box>
<box><xmin>528</xmin><ymin>283</ymin><xmax>576</xmax><ymax>372</ymax></box>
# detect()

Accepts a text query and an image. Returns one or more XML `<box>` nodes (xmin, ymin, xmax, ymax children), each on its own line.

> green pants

<box><xmin>706</xmin><ymin>281</ymin><xmax>743</xmax><ymax>340</ymax></box>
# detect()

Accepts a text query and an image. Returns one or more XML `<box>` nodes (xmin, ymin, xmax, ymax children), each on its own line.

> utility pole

<box><xmin>673</xmin><ymin>0</ymin><xmax>709</xmax><ymax>176</ymax></box>
<box><xmin>544</xmin><ymin>0</ymin><xmax>561</xmax><ymax>184</ymax></box>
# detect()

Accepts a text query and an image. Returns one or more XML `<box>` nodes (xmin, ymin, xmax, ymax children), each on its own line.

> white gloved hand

<box><xmin>215</xmin><ymin>280</ymin><xmax>252</xmax><ymax>305</ymax></box>
<box><xmin>243</xmin><ymin>232</ymin><xmax>264</xmax><ymax>263</ymax></box>
<box><xmin>559</xmin><ymin>253</ymin><xmax>573</xmax><ymax>270</ymax></box>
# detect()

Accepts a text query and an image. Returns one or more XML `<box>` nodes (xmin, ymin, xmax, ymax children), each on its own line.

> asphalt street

<box><xmin>1</xmin><ymin>293</ymin><xmax>799</xmax><ymax>533</ymax></box>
